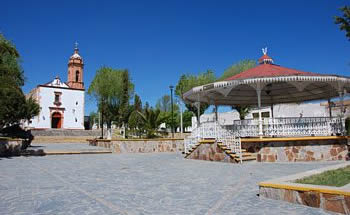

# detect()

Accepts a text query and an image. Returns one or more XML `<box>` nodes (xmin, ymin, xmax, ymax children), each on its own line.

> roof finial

<box><xmin>262</xmin><ymin>47</ymin><xmax>267</xmax><ymax>55</ymax></box>
<box><xmin>258</xmin><ymin>47</ymin><xmax>273</xmax><ymax>64</ymax></box>
<box><xmin>74</xmin><ymin>41</ymin><xmax>79</xmax><ymax>50</ymax></box>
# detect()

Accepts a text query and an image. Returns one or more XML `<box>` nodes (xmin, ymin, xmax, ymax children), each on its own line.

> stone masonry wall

<box><xmin>89</xmin><ymin>139</ymin><xmax>184</xmax><ymax>153</ymax></box>
<box><xmin>246</xmin><ymin>139</ymin><xmax>349</xmax><ymax>162</ymax></box>
<box><xmin>0</xmin><ymin>138</ymin><xmax>23</xmax><ymax>157</ymax></box>
<box><xmin>260</xmin><ymin>187</ymin><xmax>350</xmax><ymax>214</ymax></box>
<box><xmin>186</xmin><ymin>142</ymin><xmax>236</xmax><ymax>163</ymax></box>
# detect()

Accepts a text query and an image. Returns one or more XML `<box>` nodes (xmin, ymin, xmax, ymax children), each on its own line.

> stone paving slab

<box><xmin>0</xmin><ymin>152</ymin><xmax>344</xmax><ymax>215</ymax></box>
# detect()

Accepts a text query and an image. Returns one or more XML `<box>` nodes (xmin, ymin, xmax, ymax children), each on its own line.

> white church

<box><xmin>25</xmin><ymin>44</ymin><xmax>85</xmax><ymax>129</ymax></box>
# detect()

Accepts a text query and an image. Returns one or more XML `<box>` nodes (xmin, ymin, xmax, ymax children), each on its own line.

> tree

<box><xmin>134</xmin><ymin>94</ymin><xmax>142</xmax><ymax>112</ymax></box>
<box><xmin>175</xmin><ymin>70</ymin><xmax>216</xmax><ymax>120</ymax></box>
<box><xmin>137</xmin><ymin>108</ymin><xmax>164</xmax><ymax>138</ymax></box>
<box><xmin>181</xmin><ymin>110</ymin><xmax>194</xmax><ymax>130</ymax></box>
<box><xmin>118</xmin><ymin>70</ymin><xmax>133</xmax><ymax>127</ymax></box>
<box><xmin>156</xmin><ymin>95</ymin><xmax>171</xmax><ymax>112</ymax></box>
<box><xmin>335</xmin><ymin>6</ymin><xmax>350</xmax><ymax>40</ymax></box>
<box><xmin>89</xmin><ymin>111</ymin><xmax>99</xmax><ymax>128</ymax></box>
<box><xmin>128</xmin><ymin>111</ymin><xmax>144</xmax><ymax>137</ymax></box>
<box><xmin>217</xmin><ymin>59</ymin><xmax>256</xmax><ymax>81</ymax></box>
<box><xmin>0</xmin><ymin>34</ymin><xmax>39</xmax><ymax>131</ymax></box>
<box><xmin>232</xmin><ymin>105</ymin><xmax>250</xmax><ymax>120</ymax></box>
<box><xmin>88</xmin><ymin>67</ymin><xmax>134</xmax><ymax>138</ymax></box>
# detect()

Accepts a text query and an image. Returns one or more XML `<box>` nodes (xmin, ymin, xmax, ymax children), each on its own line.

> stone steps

<box><xmin>185</xmin><ymin>139</ymin><xmax>257</xmax><ymax>163</ymax></box>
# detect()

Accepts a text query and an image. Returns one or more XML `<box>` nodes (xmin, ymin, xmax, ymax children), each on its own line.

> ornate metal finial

<box><xmin>262</xmin><ymin>47</ymin><xmax>267</xmax><ymax>55</ymax></box>
<box><xmin>74</xmin><ymin>41</ymin><xmax>79</xmax><ymax>50</ymax></box>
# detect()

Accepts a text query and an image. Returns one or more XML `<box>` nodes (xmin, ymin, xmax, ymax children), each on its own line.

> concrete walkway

<box><xmin>0</xmin><ymin>152</ymin><xmax>343</xmax><ymax>214</ymax></box>
<box><xmin>27</xmin><ymin>142</ymin><xmax>111</xmax><ymax>155</ymax></box>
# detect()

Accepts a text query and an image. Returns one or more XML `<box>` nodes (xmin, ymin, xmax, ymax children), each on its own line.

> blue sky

<box><xmin>2</xmin><ymin>0</ymin><xmax>350</xmax><ymax>114</ymax></box>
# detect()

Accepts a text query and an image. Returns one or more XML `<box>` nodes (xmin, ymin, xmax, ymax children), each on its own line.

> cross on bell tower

<box><xmin>67</xmin><ymin>42</ymin><xmax>84</xmax><ymax>89</ymax></box>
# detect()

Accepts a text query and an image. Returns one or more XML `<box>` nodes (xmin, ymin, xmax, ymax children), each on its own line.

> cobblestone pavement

<box><xmin>28</xmin><ymin>142</ymin><xmax>109</xmax><ymax>152</ymax></box>
<box><xmin>0</xmin><ymin>152</ymin><xmax>344</xmax><ymax>215</ymax></box>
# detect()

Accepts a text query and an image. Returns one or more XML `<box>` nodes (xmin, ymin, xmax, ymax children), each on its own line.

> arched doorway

<box><xmin>51</xmin><ymin>112</ymin><xmax>62</xmax><ymax>128</ymax></box>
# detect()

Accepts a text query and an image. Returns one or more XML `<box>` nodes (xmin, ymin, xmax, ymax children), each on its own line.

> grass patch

<box><xmin>295</xmin><ymin>166</ymin><xmax>350</xmax><ymax>187</ymax></box>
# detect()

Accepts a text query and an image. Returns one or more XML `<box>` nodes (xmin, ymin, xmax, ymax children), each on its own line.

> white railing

<box><xmin>227</xmin><ymin>117</ymin><xmax>345</xmax><ymax>137</ymax></box>
<box><xmin>184</xmin><ymin>125</ymin><xmax>201</xmax><ymax>154</ymax></box>
<box><xmin>184</xmin><ymin>121</ymin><xmax>242</xmax><ymax>163</ymax></box>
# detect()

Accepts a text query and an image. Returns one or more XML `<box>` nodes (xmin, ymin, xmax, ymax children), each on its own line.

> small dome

<box><xmin>69</xmin><ymin>42</ymin><xmax>83</xmax><ymax>60</ymax></box>
<box><xmin>70</xmin><ymin>51</ymin><xmax>81</xmax><ymax>59</ymax></box>
<box><xmin>258</xmin><ymin>47</ymin><xmax>273</xmax><ymax>64</ymax></box>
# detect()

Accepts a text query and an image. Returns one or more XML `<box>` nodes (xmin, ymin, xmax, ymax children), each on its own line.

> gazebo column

<box><xmin>327</xmin><ymin>98</ymin><xmax>332</xmax><ymax>118</ymax></box>
<box><xmin>215</xmin><ymin>105</ymin><xmax>218</xmax><ymax>122</ymax></box>
<box><xmin>197</xmin><ymin>93</ymin><xmax>201</xmax><ymax>127</ymax></box>
<box><xmin>256</xmin><ymin>88</ymin><xmax>263</xmax><ymax>137</ymax></box>
<box><xmin>339</xmin><ymin>90</ymin><xmax>345</xmax><ymax>135</ymax></box>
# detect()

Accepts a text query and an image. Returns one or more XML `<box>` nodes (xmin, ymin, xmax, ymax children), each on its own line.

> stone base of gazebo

<box><xmin>241</xmin><ymin>136</ymin><xmax>350</xmax><ymax>162</ymax></box>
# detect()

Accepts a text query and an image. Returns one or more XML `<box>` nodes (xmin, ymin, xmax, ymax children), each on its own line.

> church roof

<box><xmin>43</xmin><ymin>76</ymin><xmax>69</xmax><ymax>88</ymax></box>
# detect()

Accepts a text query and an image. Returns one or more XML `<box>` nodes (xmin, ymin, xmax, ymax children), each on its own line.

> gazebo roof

<box><xmin>183</xmin><ymin>49</ymin><xmax>350</xmax><ymax>106</ymax></box>
<box><xmin>225</xmin><ymin>63</ymin><xmax>322</xmax><ymax>81</ymax></box>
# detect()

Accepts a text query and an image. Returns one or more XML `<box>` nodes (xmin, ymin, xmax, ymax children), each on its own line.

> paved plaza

<box><xmin>0</xmin><ymin>144</ymin><xmax>344</xmax><ymax>215</ymax></box>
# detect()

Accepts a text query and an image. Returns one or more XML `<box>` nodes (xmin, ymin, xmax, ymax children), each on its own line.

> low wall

<box><xmin>242</xmin><ymin>137</ymin><xmax>349</xmax><ymax>162</ymax></box>
<box><xmin>259</xmin><ymin>163</ymin><xmax>350</xmax><ymax>214</ymax></box>
<box><xmin>186</xmin><ymin>141</ymin><xmax>236</xmax><ymax>163</ymax></box>
<box><xmin>31</xmin><ymin>129</ymin><xmax>103</xmax><ymax>137</ymax></box>
<box><xmin>260</xmin><ymin>187</ymin><xmax>350</xmax><ymax>214</ymax></box>
<box><xmin>89</xmin><ymin>138</ymin><xmax>184</xmax><ymax>153</ymax></box>
<box><xmin>0</xmin><ymin>138</ymin><xmax>23</xmax><ymax>157</ymax></box>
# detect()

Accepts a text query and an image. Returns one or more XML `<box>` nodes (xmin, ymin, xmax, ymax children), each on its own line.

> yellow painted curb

<box><xmin>259</xmin><ymin>182</ymin><xmax>350</xmax><ymax>196</ymax></box>
<box><xmin>199</xmin><ymin>140</ymin><xmax>215</xmax><ymax>143</ymax></box>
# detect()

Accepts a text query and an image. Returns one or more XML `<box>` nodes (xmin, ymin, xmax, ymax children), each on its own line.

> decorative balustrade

<box><xmin>227</xmin><ymin>117</ymin><xmax>344</xmax><ymax>137</ymax></box>
<box><xmin>184</xmin><ymin>122</ymin><xmax>242</xmax><ymax>162</ymax></box>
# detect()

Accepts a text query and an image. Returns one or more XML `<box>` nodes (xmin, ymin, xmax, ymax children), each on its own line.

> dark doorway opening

<box><xmin>51</xmin><ymin>112</ymin><xmax>62</xmax><ymax>128</ymax></box>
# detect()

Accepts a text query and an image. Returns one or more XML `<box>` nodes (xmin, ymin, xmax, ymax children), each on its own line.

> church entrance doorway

<box><xmin>51</xmin><ymin>112</ymin><xmax>62</xmax><ymax>128</ymax></box>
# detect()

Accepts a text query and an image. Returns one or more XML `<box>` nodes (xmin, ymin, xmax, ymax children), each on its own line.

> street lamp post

<box><xmin>169</xmin><ymin>85</ymin><xmax>174</xmax><ymax>138</ymax></box>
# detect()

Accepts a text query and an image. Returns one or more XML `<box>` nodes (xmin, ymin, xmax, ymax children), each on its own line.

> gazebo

<box><xmin>183</xmin><ymin>48</ymin><xmax>350</xmax><ymax>138</ymax></box>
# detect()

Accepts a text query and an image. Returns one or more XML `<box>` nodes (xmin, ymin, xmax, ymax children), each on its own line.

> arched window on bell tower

<box><xmin>67</xmin><ymin>42</ymin><xmax>84</xmax><ymax>89</ymax></box>
<box><xmin>75</xmin><ymin>70</ymin><xmax>79</xmax><ymax>82</ymax></box>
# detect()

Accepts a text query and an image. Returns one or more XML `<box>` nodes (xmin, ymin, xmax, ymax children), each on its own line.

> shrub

<box><xmin>0</xmin><ymin>124</ymin><xmax>33</xmax><ymax>149</ymax></box>
<box><xmin>346</xmin><ymin>117</ymin><xmax>350</xmax><ymax>136</ymax></box>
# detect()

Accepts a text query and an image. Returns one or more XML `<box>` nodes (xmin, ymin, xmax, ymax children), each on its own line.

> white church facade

<box><xmin>25</xmin><ymin>45</ymin><xmax>85</xmax><ymax>129</ymax></box>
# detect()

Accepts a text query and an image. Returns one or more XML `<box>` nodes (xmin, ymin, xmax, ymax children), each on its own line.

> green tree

<box><xmin>128</xmin><ymin>111</ymin><xmax>144</xmax><ymax>137</ymax></box>
<box><xmin>335</xmin><ymin>6</ymin><xmax>350</xmax><ymax>40</ymax></box>
<box><xmin>118</xmin><ymin>70</ymin><xmax>133</xmax><ymax>127</ymax></box>
<box><xmin>175</xmin><ymin>70</ymin><xmax>216</xmax><ymax>121</ymax></box>
<box><xmin>217</xmin><ymin>59</ymin><xmax>256</xmax><ymax>81</ymax></box>
<box><xmin>88</xmin><ymin>67</ymin><xmax>134</xmax><ymax>138</ymax></box>
<box><xmin>0</xmin><ymin>34</ymin><xmax>39</xmax><ymax>130</ymax></box>
<box><xmin>89</xmin><ymin>111</ymin><xmax>99</xmax><ymax>128</ymax></box>
<box><xmin>180</xmin><ymin>110</ymin><xmax>194</xmax><ymax>131</ymax></box>
<box><xmin>156</xmin><ymin>95</ymin><xmax>171</xmax><ymax>112</ymax></box>
<box><xmin>137</xmin><ymin>108</ymin><xmax>164</xmax><ymax>138</ymax></box>
<box><xmin>134</xmin><ymin>94</ymin><xmax>142</xmax><ymax>112</ymax></box>
<box><xmin>128</xmin><ymin>94</ymin><xmax>144</xmax><ymax>138</ymax></box>
<box><xmin>232</xmin><ymin>105</ymin><xmax>251</xmax><ymax>120</ymax></box>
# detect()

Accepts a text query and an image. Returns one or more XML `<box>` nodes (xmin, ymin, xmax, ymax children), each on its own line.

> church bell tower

<box><xmin>67</xmin><ymin>42</ymin><xmax>84</xmax><ymax>90</ymax></box>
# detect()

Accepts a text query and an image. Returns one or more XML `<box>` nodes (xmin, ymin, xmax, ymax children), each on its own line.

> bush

<box><xmin>0</xmin><ymin>124</ymin><xmax>33</xmax><ymax>149</ymax></box>
<box><xmin>346</xmin><ymin>117</ymin><xmax>350</xmax><ymax>136</ymax></box>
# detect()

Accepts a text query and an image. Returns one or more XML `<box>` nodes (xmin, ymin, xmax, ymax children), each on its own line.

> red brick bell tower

<box><xmin>67</xmin><ymin>42</ymin><xmax>84</xmax><ymax>90</ymax></box>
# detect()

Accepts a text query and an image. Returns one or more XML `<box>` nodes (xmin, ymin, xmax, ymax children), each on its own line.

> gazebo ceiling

<box><xmin>183</xmin><ymin>50</ymin><xmax>350</xmax><ymax>107</ymax></box>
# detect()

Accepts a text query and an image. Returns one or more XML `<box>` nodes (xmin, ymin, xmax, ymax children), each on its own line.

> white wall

<box><xmin>28</xmin><ymin>86</ymin><xmax>85</xmax><ymax>129</ymax></box>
